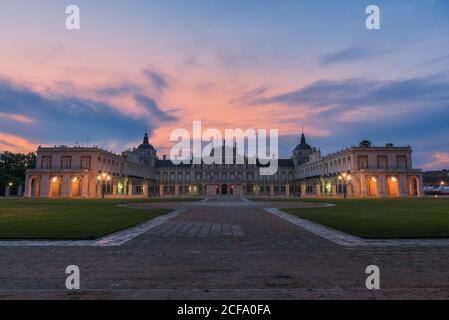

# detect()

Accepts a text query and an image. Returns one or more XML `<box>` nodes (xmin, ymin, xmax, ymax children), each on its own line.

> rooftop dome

<box><xmin>359</xmin><ymin>140</ymin><xmax>372</xmax><ymax>148</ymax></box>
<box><xmin>137</xmin><ymin>132</ymin><xmax>155</xmax><ymax>150</ymax></box>
<box><xmin>294</xmin><ymin>132</ymin><xmax>312</xmax><ymax>151</ymax></box>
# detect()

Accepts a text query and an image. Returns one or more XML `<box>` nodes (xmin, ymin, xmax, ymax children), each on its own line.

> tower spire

<box><xmin>143</xmin><ymin>127</ymin><xmax>149</xmax><ymax>145</ymax></box>
<box><xmin>300</xmin><ymin>129</ymin><xmax>306</xmax><ymax>144</ymax></box>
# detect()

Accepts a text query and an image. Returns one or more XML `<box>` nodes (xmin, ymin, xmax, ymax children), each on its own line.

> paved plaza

<box><xmin>1</xmin><ymin>198</ymin><xmax>449</xmax><ymax>299</ymax></box>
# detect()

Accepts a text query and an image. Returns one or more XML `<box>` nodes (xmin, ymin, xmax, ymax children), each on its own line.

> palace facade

<box><xmin>24</xmin><ymin>132</ymin><xmax>423</xmax><ymax>198</ymax></box>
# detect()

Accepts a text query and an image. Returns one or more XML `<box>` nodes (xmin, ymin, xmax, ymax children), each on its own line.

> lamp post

<box><xmin>338</xmin><ymin>172</ymin><xmax>352</xmax><ymax>198</ymax></box>
<box><xmin>441</xmin><ymin>181</ymin><xmax>446</xmax><ymax>195</ymax></box>
<box><xmin>97</xmin><ymin>172</ymin><xmax>111</xmax><ymax>199</ymax></box>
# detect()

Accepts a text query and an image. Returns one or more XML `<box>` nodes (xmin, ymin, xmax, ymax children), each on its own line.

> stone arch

<box><xmin>29</xmin><ymin>176</ymin><xmax>41</xmax><ymax>198</ymax></box>
<box><xmin>367</xmin><ymin>176</ymin><xmax>378</xmax><ymax>197</ymax></box>
<box><xmin>70</xmin><ymin>176</ymin><xmax>82</xmax><ymax>197</ymax></box>
<box><xmin>408</xmin><ymin>176</ymin><xmax>419</xmax><ymax>197</ymax></box>
<box><xmin>50</xmin><ymin>176</ymin><xmax>62</xmax><ymax>198</ymax></box>
<box><xmin>87</xmin><ymin>176</ymin><xmax>95</xmax><ymax>197</ymax></box>
<box><xmin>387</xmin><ymin>176</ymin><xmax>399</xmax><ymax>197</ymax></box>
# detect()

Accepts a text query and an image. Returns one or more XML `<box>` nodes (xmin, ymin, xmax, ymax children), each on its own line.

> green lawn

<box><xmin>281</xmin><ymin>198</ymin><xmax>449</xmax><ymax>239</ymax></box>
<box><xmin>0</xmin><ymin>198</ymin><xmax>196</xmax><ymax>240</ymax></box>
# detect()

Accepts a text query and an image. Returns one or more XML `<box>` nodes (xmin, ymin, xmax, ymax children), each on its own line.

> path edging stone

<box><xmin>264</xmin><ymin>208</ymin><xmax>449</xmax><ymax>247</ymax></box>
<box><xmin>0</xmin><ymin>209</ymin><xmax>184</xmax><ymax>247</ymax></box>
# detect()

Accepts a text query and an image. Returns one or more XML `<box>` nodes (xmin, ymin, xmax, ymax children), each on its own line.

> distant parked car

<box><xmin>424</xmin><ymin>185</ymin><xmax>449</xmax><ymax>195</ymax></box>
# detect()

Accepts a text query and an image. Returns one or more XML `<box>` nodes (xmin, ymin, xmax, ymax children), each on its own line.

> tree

<box><xmin>0</xmin><ymin>151</ymin><xmax>36</xmax><ymax>195</ymax></box>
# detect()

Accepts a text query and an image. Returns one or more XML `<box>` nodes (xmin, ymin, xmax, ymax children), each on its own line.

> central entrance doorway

<box><xmin>206</xmin><ymin>184</ymin><xmax>240</xmax><ymax>196</ymax></box>
<box><xmin>221</xmin><ymin>184</ymin><xmax>228</xmax><ymax>195</ymax></box>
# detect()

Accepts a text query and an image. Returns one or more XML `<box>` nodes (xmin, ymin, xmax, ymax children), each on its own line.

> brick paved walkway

<box><xmin>1</xmin><ymin>197</ymin><xmax>449</xmax><ymax>299</ymax></box>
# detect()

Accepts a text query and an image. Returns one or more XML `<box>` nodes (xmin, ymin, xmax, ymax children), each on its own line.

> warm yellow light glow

<box><xmin>442</xmin><ymin>181</ymin><xmax>446</xmax><ymax>186</ymax></box>
<box><xmin>52</xmin><ymin>177</ymin><xmax>58</xmax><ymax>183</ymax></box>
<box><xmin>371</xmin><ymin>177</ymin><xmax>377</xmax><ymax>182</ymax></box>
<box><xmin>342</xmin><ymin>173</ymin><xmax>347</xmax><ymax>178</ymax></box>
<box><xmin>8</xmin><ymin>182</ymin><xmax>13</xmax><ymax>186</ymax></box>
<box><xmin>391</xmin><ymin>177</ymin><xmax>397</xmax><ymax>182</ymax></box>
<box><xmin>72</xmin><ymin>177</ymin><xmax>78</xmax><ymax>183</ymax></box>
<box><xmin>97</xmin><ymin>175</ymin><xmax>102</xmax><ymax>180</ymax></box>
<box><xmin>338</xmin><ymin>175</ymin><xmax>342</xmax><ymax>180</ymax></box>
<box><xmin>347</xmin><ymin>175</ymin><xmax>352</xmax><ymax>181</ymax></box>
<box><xmin>102</xmin><ymin>173</ymin><xmax>107</xmax><ymax>178</ymax></box>
<box><xmin>106</xmin><ymin>176</ymin><xmax>111</xmax><ymax>181</ymax></box>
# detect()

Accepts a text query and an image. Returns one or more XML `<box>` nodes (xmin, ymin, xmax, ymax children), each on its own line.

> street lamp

<box><xmin>8</xmin><ymin>182</ymin><xmax>13</xmax><ymax>187</ymax></box>
<box><xmin>338</xmin><ymin>172</ymin><xmax>352</xmax><ymax>198</ymax></box>
<box><xmin>97</xmin><ymin>173</ymin><xmax>112</xmax><ymax>199</ymax></box>
<box><xmin>441</xmin><ymin>181</ymin><xmax>446</xmax><ymax>195</ymax></box>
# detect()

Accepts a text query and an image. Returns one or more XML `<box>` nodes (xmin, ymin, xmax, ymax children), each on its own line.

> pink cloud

<box><xmin>0</xmin><ymin>112</ymin><xmax>33</xmax><ymax>124</ymax></box>
<box><xmin>424</xmin><ymin>152</ymin><xmax>449</xmax><ymax>170</ymax></box>
<box><xmin>0</xmin><ymin>132</ymin><xmax>37</xmax><ymax>153</ymax></box>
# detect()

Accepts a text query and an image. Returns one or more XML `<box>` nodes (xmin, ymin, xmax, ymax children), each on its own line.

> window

<box><xmin>81</xmin><ymin>156</ymin><xmax>91</xmax><ymax>169</ymax></box>
<box><xmin>61</xmin><ymin>156</ymin><xmax>72</xmax><ymax>169</ymax></box>
<box><xmin>358</xmin><ymin>156</ymin><xmax>368</xmax><ymax>169</ymax></box>
<box><xmin>135</xmin><ymin>185</ymin><xmax>144</xmax><ymax>195</ymax></box>
<box><xmin>397</xmin><ymin>156</ymin><xmax>407</xmax><ymax>169</ymax></box>
<box><xmin>41</xmin><ymin>156</ymin><xmax>52</xmax><ymax>169</ymax></box>
<box><xmin>377</xmin><ymin>156</ymin><xmax>388</xmax><ymax>169</ymax></box>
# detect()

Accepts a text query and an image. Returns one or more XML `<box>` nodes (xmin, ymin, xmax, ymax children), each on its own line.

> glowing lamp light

<box><xmin>347</xmin><ymin>175</ymin><xmax>352</xmax><ymax>181</ymax></box>
<box><xmin>52</xmin><ymin>177</ymin><xmax>58</xmax><ymax>183</ymax></box>
<box><xmin>102</xmin><ymin>173</ymin><xmax>107</xmax><ymax>178</ymax></box>
<box><xmin>371</xmin><ymin>177</ymin><xmax>377</xmax><ymax>182</ymax></box>
<box><xmin>72</xmin><ymin>177</ymin><xmax>78</xmax><ymax>183</ymax></box>
<box><xmin>338</xmin><ymin>175</ymin><xmax>342</xmax><ymax>180</ymax></box>
<box><xmin>441</xmin><ymin>181</ymin><xmax>446</xmax><ymax>186</ymax></box>
<box><xmin>391</xmin><ymin>177</ymin><xmax>397</xmax><ymax>182</ymax></box>
<box><xmin>8</xmin><ymin>182</ymin><xmax>13</xmax><ymax>186</ymax></box>
<box><xmin>106</xmin><ymin>176</ymin><xmax>111</xmax><ymax>181</ymax></box>
<box><xmin>97</xmin><ymin>175</ymin><xmax>102</xmax><ymax>180</ymax></box>
<box><xmin>342</xmin><ymin>173</ymin><xmax>347</xmax><ymax>178</ymax></box>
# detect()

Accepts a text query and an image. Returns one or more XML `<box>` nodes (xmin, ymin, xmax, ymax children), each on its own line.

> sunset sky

<box><xmin>0</xmin><ymin>0</ymin><xmax>448</xmax><ymax>169</ymax></box>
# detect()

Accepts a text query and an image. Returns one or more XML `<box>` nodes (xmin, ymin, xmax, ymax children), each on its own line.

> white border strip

<box><xmin>0</xmin><ymin>209</ymin><xmax>184</xmax><ymax>247</ymax></box>
<box><xmin>265</xmin><ymin>208</ymin><xmax>449</xmax><ymax>247</ymax></box>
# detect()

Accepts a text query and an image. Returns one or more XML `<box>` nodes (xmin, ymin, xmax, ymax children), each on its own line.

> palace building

<box><xmin>24</xmin><ymin>132</ymin><xmax>423</xmax><ymax>198</ymax></box>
